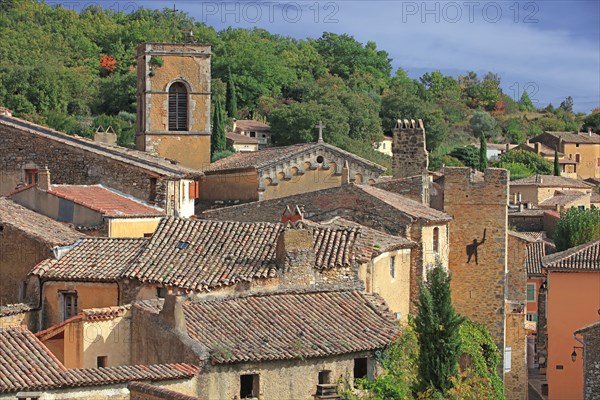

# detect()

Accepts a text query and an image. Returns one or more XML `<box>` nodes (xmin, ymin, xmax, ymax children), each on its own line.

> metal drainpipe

<box><xmin>574</xmin><ymin>334</ymin><xmax>588</xmax><ymax>400</ymax></box>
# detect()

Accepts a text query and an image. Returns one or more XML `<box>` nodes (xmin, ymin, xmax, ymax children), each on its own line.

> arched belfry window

<box><xmin>168</xmin><ymin>82</ymin><xmax>188</xmax><ymax>131</ymax></box>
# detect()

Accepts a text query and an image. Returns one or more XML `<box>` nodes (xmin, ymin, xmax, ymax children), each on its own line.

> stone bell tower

<box><xmin>135</xmin><ymin>43</ymin><xmax>211</xmax><ymax>169</ymax></box>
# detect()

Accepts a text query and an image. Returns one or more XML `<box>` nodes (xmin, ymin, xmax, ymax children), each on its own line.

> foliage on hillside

<box><xmin>554</xmin><ymin>207</ymin><xmax>600</xmax><ymax>252</ymax></box>
<box><xmin>0</xmin><ymin>0</ymin><xmax>592</xmax><ymax>169</ymax></box>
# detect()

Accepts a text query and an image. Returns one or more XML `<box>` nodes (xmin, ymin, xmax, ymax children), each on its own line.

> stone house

<box><xmin>0</xmin><ymin>325</ymin><xmax>200</xmax><ymax>399</ymax></box>
<box><xmin>199</xmin><ymin>140</ymin><xmax>386</xmax><ymax>204</ymax></box>
<box><xmin>537</xmin><ymin>190</ymin><xmax>592</xmax><ymax>212</ymax></box>
<box><xmin>541</xmin><ymin>238</ymin><xmax>600</xmax><ymax>400</ymax></box>
<box><xmin>0</xmin><ymin>197</ymin><xmax>83</xmax><ymax>305</ymax></box>
<box><xmin>10</xmin><ymin>168</ymin><xmax>164</xmax><ymax>237</ymax></box>
<box><xmin>131</xmin><ymin>290</ymin><xmax>401</xmax><ymax>400</ymax></box>
<box><xmin>232</xmin><ymin>119</ymin><xmax>271</xmax><ymax>148</ymax></box>
<box><xmin>200</xmin><ymin>183</ymin><xmax>452</xmax><ymax>310</ymax></box>
<box><xmin>373</xmin><ymin>133</ymin><xmax>393</xmax><ymax>157</ymax></box>
<box><xmin>574</xmin><ymin>320</ymin><xmax>600</xmax><ymax>400</ymax></box>
<box><xmin>529</xmin><ymin>130</ymin><xmax>600</xmax><ymax>179</ymax></box>
<box><xmin>510</xmin><ymin>174</ymin><xmax>594</xmax><ymax>206</ymax></box>
<box><xmin>226</xmin><ymin>132</ymin><xmax>259</xmax><ymax>152</ymax></box>
<box><xmin>514</xmin><ymin>140</ymin><xmax>578</xmax><ymax>178</ymax></box>
<box><xmin>0</xmin><ymin>114</ymin><xmax>201</xmax><ymax>217</ymax></box>
<box><xmin>36</xmin><ymin>305</ymin><xmax>132</xmax><ymax>369</ymax></box>
<box><xmin>0</xmin><ymin>303</ymin><xmax>37</xmax><ymax>330</ymax></box>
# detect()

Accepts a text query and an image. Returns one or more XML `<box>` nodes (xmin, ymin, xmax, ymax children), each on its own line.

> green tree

<box><xmin>519</xmin><ymin>90</ymin><xmax>535</xmax><ymax>112</ymax></box>
<box><xmin>226</xmin><ymin>68</ymin><xmax>238</xmax><ymax>119</ymax></box>
<box><xmin>497</xmin><ymin>150</ymin><xmax>552</xmax><ymax>175</ymax></box>
<box><xmin>503</xmin><ymin>117</ymin><xmax>525</xmax><ymax>144</ymax></box>
<box><xmin>496</xmin><ymin>161</ymin><xmax>534</xmax><ymax>180</ymax></box>
<box><xmin>415</xmin><ymin>263</ymin><xmax>464</xmax><ymax>395</ymax></box>
<box><xmin>553</xmin><ymin>208</ymin><xmax>600</xmax><ymax>252</ymax></box>
<box><xmin>469</xmin><ymin>111</ymin><xmax>497</xmax><ymax>139</ymax></box>
<box><xmin>211</xmin><ymin>96</ymin><xmax>227</xmax><ymax>157</ymax></box>
<box><xmin>553</xmin><ymin>147</ymin><xmax>561</xmax><ymax>176</ymax></box>
<box><xmin>449</xmin><ymin>145</ymin><xmax>479</xmax><ymax>169</ymax></box>
<box><xmin>559</xmin><ymin>96</ymin><xmax>574</xmax><ymax>113</ymax></box>
<box><xmin>479</xmin><ymin>132</ymin><xmax>488</xmax><ymax>171</ymax></box>
<box><xmin>582</xmin><ymin>111</ymin><xmax>600</xmax><ymax>133</ymax></box>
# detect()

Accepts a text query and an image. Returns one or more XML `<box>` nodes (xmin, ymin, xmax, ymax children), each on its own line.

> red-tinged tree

<box><xmin>99</xmin><ymin>56</ymin><xmax>117</xmax><ymax>73</ymax></box>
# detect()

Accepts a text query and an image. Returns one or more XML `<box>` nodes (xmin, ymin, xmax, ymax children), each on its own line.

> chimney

<box><xmin>93</xmin><ymin>126</ymin><xmax>117</xmax><ymax>146</ymax></box>
<box><xmin>276</xmin><ymin>222</ymin><xmax>316</xmax><ymax>287</ymax></box>
<box><xmin>37</xmin><ymin>166</ymin><xmax>51</xmax><ymax>191</ymax></box>
<box><xmin>517</xmin><ymin>192</ymin><xmax>522</xmax><ymax>203</ymax></box>
<box><xmin>159</xmin><ymin>294</ymin><xmax>187</xmax><ymax>332</ymax></box>
<box><xmin>281</xmin><ymin>205</ymin><xmax>304</xmax><ymax>224</ymax></box>
<box><xmin>534</xmin><ymin>142</ymin><xmax>541</xmax><ymax>154</ymax></box>
<box><xmin>589</xmin><ymin>128</ymin><xmax>593</xmax><ymax>136</ymax></box>
<box><xmin>392</xmin><ymin>118</ymin><xmax>428</xmax><ymax>178</ymax></box>
<box><xmin>518</xmin><ymin>203</ymin><xmax>524</xmax><ymax>212</ymax></box>
<box><xmin>341</xmin><ymin>160</ymin><xmax>350</xmax><ymax>185</ymax></box>
<box><xmin>232</xmin><ymin>119</ymin><xmax>237</xmax><ymax>132</ymax></box>
<box><xmin>526</xmin><ymin>138</ymin><xmax>530</xmax><ymax>145</ymax></box>
<box><xmin>505</xmin><ymin>143</ymin><xmax>510</xmax><ymax>153</ymax></box>
<box><xmin>512</xmin><ymin>192</ymin><xmax>517</xmax><ymax>205</ymax></box>
<box><xmin>527</xmin><ymin>202</ymin><xmax>533</xmax><ymax>209</ymax></box>
<box><xmin>0</xmin><ymin>107</ymin><xmax>12</xmax><ymax>117</ymax></box>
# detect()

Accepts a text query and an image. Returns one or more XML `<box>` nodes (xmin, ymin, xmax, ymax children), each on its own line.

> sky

<box><xmin>70</xmin><ymin>0</ymin><xmax>599</xmax><ymax>113</ymax></box>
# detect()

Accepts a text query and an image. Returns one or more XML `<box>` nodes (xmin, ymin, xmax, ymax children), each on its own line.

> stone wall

<box><xmin>0</xmin><ymin>123</ymin><xmax>167</xmax><ymax>207</ymax></box>
<box><xmin>373</xmin><ymin>175</ymin><xmax>429</xmax><ymax>205</ymax></box>
<box><xmin>443</xmin><ymin>168</ymin><xmax>508</xmax><ymax>363</ymax></box>
<box><xmin>579</xmin><ymin>323</ymin><xmax>600</xmax><ymax>399</ymax></box>
<box><xmin>392</xmin><ymin>119</ymin><xmax>428</xmax><ymax>179</ymax></box>
<box><xmin>507</xmin><ymin>234</ymin><xmax>528</xmax><ymax>304</ymax></box>
<box><xmin>505</xmin><ymin>311</ymin><xmax>528</xmax><ymax>400</ymax></box>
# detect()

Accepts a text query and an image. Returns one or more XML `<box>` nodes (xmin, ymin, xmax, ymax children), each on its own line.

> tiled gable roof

<box><xmin>128</xmin><ymin>381</ymin><xmax>199</xmax><ymax>400</ymax></box>
<box><xmin>31</xmin><ymin>238</ymin><xmax>148</xmax><ymax>281</ymax></box>
<box><xmin>0</xmin><ymin>115</ymin><xmax>201</xmax><ymax>178</ymax></box>
<box><xmin>0</xmin><ymin>326</ymin><xmax>199</xmax><ymax>394</ymax></box>
<box><xmin>526</xmin><ymin>241</ymin><xmax>546</xmax><ymax>275</ymax></box>
<box><xmin>125</xmin><ymin>218</ymin><xmax>366</xmax><ymax>291</ymax></box>
<box><xmin>48</xmin><ymin>185</ymin><xmax>164</xmax><ymax>217</ymax></box>
<box><xmin>226</xmin><ymin>131</ymin><xmax>259</xmax><ymax>144</ymax></box>
<box><xmin>182</xmin><ymin>290</ymin><xmax>401</xmax><ymax>364</ymax></box>
<box><xmin>539</xmin><ymin>191</ymin><xmax>588</xmax><ymax>207</ymax></box>
<box><xmin>357</xmin><ymin>184</ymin><xmax>452</xmax><ymax>223</ymax></box>
<box><xmin>235</xmin><ymin>119</ymin><xmax>270</xmax><ymax>132</ymax></box>
<box><xmin>82</xmin><ymin>305</ymin><xmax>131</xmax><ymax>321</ymax></box>
<box><xmin>0</xmin><ymin>303</ymin><xmax>33</xmax><ymax>317</ymax></box>
<box><xmin>0</xmin><ymin>198</ymin><xmax>84</xmax><ymax>245</ymax></box>
<box><xmin>541</xmin><ymin>131</ymin><xmax>600</xmax><ymax>144</ymax></box>
<box><xmin>542</xmin><ymin>238</ymin><xmax>600</xmax><ymax>271</ymax></box>
<box><xmin>511</xmin><ymin>175</ymin><xmax>594</xmax><ymax>188</ymax></box>
<box><xmin>204</xmin><ymin>142</ymin><xmax>385</xmax><ymax>174</ymax></box>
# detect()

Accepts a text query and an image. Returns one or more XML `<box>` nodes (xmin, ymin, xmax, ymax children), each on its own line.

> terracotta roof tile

<box><xmin>204</xmin><ymin>142</ymin><xmax>385</xmax><ymax>173</ymax></box>
<box><xmin>539</xmin><ymin>191</ymin><xmax>588</xmax><ymax>207</ymax></box>
<box><xmin>31</xmin><ymin>238</ymin><xmax>147</xmax><ymax>282</ymax></box>
<box><xmin>226</xmin><ymin>132</ymin><xmax>259</xmax><ymax>144</ymax></box>
<box><xmin>0</xmin><ymin>198</ymin><xmax>84</xmax><ymax>245</ymax></box>
<box><xmin>0</xmin><ymin>303</ymin><xmax>33</xmax><ymax>317</ymax></box>
<box><xmin>0</xmin><ymin>326</ymin><xmax>199</xmax><ymax>394</ymax></box>
<box><xmin>234</xmin><ymin>119</ymin><xmax>270</xmax><ymax>132</ymax></box>
<box><xmin>48</xmin><ymin>185</ymin><xmax>164</xmax><ymax>217</ymax></box>
<box><xmin>182</xmin><ymin>290</ymin><xmax>401</xmax><ymax>364</ymax></box>
<box><xmin>82</xmin><ymin>305</ymin><xmax>131</xmax><ymax>321</ymax></box>
<box><xmin>526</xmin><ymin>241</ymin><xmax>546</xmax><ymax>275</ymax></box>
<box><xmin>541</xmin><ymin>131</ymin><xmax>600</xmax><ymax>144</ymax></box>
<box><xmin>128</xmin><ymin>381</ymin><xmax>199</xmax><ymax>400</ymax></box>
<box><xmin>126</xmin><ymin>218</ymin><xmax>367</xmax><ymax>291</ymax></box>
<box><xmin>357</xmin><ymin>184</ymin><xmax>452</xmax><ymax>223</ymax></box>
<box><xmin>511</xmin><ymin>175</ymin><xmax>594</xmax><ymax>188</ymax></box>
<box><xmin>542</xmin><ymin>238</ymin><xmax>600</xmax><ymax>271</ymax></box>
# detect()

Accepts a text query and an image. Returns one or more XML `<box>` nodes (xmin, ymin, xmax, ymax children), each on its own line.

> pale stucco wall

<box><xmin>82</xmin><ymin>316</ymin><xmax>131</xmax><ymax>368</ymax></box>
<box><xmin>263</xmin><ymin>163</ymin><xmax>344</xmax><ymax>201</ymax></box>
<box><xmin>200</xmin><ymin>171</ymin><xmax>259</xmax><ymax>202</ymax></box>
<box><xmin>421</xmin><ymin>224</ymin><xmax>449</xmax><ymax>272</ymax></box>
<box><xmin>562</xmin><ymin>142</ymin><xmax>600</xmax><ymax>180</ymax></box>
<box><xmin>198</xmin><ymin>353</ymin><xmax>375</xmax><ymax>400</ymax></box>
<box><xmin>108</xmin><ymin>217</ymin><xmax>161</xmax><ymax>238</ymax></box>
<box><xmin>233</xmin><ymin>143</ymin><xmax>259</xmax><ymax>152</ymax></box>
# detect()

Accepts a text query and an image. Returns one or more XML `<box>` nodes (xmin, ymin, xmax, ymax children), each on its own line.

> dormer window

<box><xmin>176</xmin><ymin>241</ymin><xmax>190</xmax><ymax>250</ymax></box>
<box><xmin>168</xmin><ymin>82</ymin><xmax>188</xmax><ymax>131</ymax></box>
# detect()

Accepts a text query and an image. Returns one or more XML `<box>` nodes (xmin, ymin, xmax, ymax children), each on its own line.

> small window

<box><xmin>156</xmin><ymin>287</ymin><xmax>167</xmax><ymax>298</ymax></box>
<box><xmin>62</xmin><ymin>292</ymin><xmax>78</xmax><ymax>321</ymax></box>
<box><xmin>354</xmin><ymin>358</ymin><xmax>368</xmax><ymax>382</ymax></box>
<box><xmin>390</xmin><ymin>256</ymin><xmax>396</xmax><ymax>279</ymax></box>
<box><xmin>149</xmin><ymin>177</ymin><xmax>157</xmax><ymax>204</ymax></box>
<box><xmin>175</xmin><ymin>241</ymin><xmax>189</xmax><ymax>250</ymax></box>
<box><xmin>97</xmin><ymin>356</ymin><xmax>107</xmax><ymax>368</ymax></box>
<box><xmin>318</xmin><ymin>370</ymin><xmax>331</xmax><ymax>384</ymax></box>
<box><xmin>189</xmin><ymin>181</ymin><xmax>200</xmax><ymax>199</ymax></box>
<box><xmin>25</xmin><ymin>169</ymin><xmax>38</xmax><ymax>185</ymax></box>
<box><xmin>576</xmin><ymin>143</ymin><xmax>580</xmax><ymax>147</ymax></box>
<box><xmin>316</xmin><ymin>155</ymin><xmax>324</xmax><ymax>164</ymax></box>
<box><xmin>382</xmin><ymin>143</ymin><xmax>386</xmax><ymax>149</ymax></box>
<box><xmin>527</xmin><ymin>313</ymin><xmax>538</xmax><ymax>322</ymax></box>
<box><xmin>433</xmin><ymin>227</ymin><xmax>440</xmax><ymax>254</ymax></box>
<box><xmin>578</xmin><ymin>205</ymin><xmax>586</xmax><ymax>210</ymax></box>
<box><xmin>168</xmin><ymin>82</ymin><xmax>188</xmax><ymax>131</ymax></box>
<box><xmin>240</xmin><ymin>374</ymin><xmax>259</xmax><ymax>399</ymax></box>
<box><xmin>143</xmin><ymin>232</ymin><xmax>153</xmax><ymax>238</ymax></box>
<box><xmin>249</xmin><ymin>132</ymin><xmax>256</xmax><ymax>138</ymax></box>
<box><xmin>575</xmin><ymin>153</ymin><xmax>581</xmax><ymax>163</ymax></box>
<box><xmin>527</xmin><ymin>284</ymin><xmax>535</xmax><ymax>302</ymax></box>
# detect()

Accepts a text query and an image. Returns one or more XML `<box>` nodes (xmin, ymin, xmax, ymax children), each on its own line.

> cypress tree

<box><xmin>415</xmin><ymin>263</ymin><xmax>464</xmax><ymax>395</ymax></box>
<box><xmin>479</xmin><ymin>132</ymin><xmax>488</xmax><ymax>172</ymax></box>
<box><xmin>226</xmin><ymin>68</ymin><xmax>238</xmax><ymax>119</ymax></box>
<box><xmin>553</xmin><ymin>146</ymin><xmax>561</xmax><ymax>176</ymax></box>
<box><xmin>211</xmin><ymin>96</ymin><xmax>227</xmax><ymax>157</ymax></box>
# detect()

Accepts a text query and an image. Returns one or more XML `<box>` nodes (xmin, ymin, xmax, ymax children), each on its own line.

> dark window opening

<box><xmin>249</xmin><ymin>131</ymin><xmax>256</xmax><ymax>138</ymax></box>
<box><xmin>97</xmin><ymin>356</ymin><xmax>107</xmax><ymax>368</ymax></box>
<box><xmin>390</xmin><ymin>256</ymin><xmax>396</xmax><ymax>279</ymax></box>
<box><xmin>25</xmin><ymin>169</ymin><xmax>38</xmax><ymax>185</ymax></box>
<box><xmin>240</xmin><ymin>374</ymin><xmax>259</xmax><ymax>399</ymax></box>
<box><xmin>156</xmin><ymin>287</ymin><xmax>167</xmax><ymax>298</ymax></box>
<box><xmin>354</xmin><ymin>357</ymin><xmax>368</xmax><ymax>381</ymax></box>
<box><xmin>433</xmin><ymin>227</ymin><xmax>440</xmax><ymax>253</ymax></box>
<box><xmin>176</xmin><ymin>241</ymin><xmax>190</xmax><ymax>250</ymax></box>
<box><xmin>62</xmin><ymin>292</ymin><xmax>78</xmax><ymax>321</ymax></box>
<box><xmin>168</xmin><ymin>82</ymin><xmax>188</xmax><ymax>131</ymax></box>
<box><xmin>318</xmin><ymin>370</ymin><xmax>331</xmax><ymax>384</ymax></box>
<box><xmin>143</xmin><ymin>232</ymin><xmax>153</xmax><ymax>238</ymax></box>
<box><xmin>316</xmin><ymin>155</ymin><xmax>324</xmax><ymax>164</ymax></box>
<box><xmin>149</xmin><ymin>178</ymin><xmax>157</xmax><ymax>204</ymax></box>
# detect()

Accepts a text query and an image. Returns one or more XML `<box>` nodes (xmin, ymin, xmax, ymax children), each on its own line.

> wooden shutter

<box><xmin>188</xmin><ymin>181</ymin><xmax>200</xmax><ymax>199</ymax></box>
<box><xmin>168</xmin><ymin>82</ymin><xmax>188</xmax><ymax>131</ymax></box>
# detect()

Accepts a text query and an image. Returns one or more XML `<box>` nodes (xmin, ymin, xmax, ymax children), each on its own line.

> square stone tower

<box><xmin>443</xmin><ymin>167</ymin><xmax>509</xmax><ymax>369</ymax></box>
<box><xmin>135</xmin><ymin>43</ymin><xmax>211</xmax><ymax>169</ymax></box>
<box><xmin>392</xmin><ymin>119</ymin><xmax>429</xmax><ymax>178</ymax></box>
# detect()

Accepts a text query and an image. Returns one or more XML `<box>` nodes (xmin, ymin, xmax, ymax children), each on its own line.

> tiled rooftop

<box><xmin>82</xmin><ymin>305</ymin><xmax>131</xmax><ymax>321</ymax></box>
<box><xmin>539</xmin><ymin>191</ymin><xmax>588</xmax><ymax>207</ymax></box>
<box><xmin>541</xmin><ymin>131</ymin><xmax>600</xmax><ymax>144</ymax></box>
<box><xmin>48</xmin><ymin>185</ymin><xmax>164</xmax><ymax>217</ymax></box>
<box><xmin>226</xmin><ymin>131</ymin><xmax>259</xmax><ymax>144</ymax></box>
<box><xmin>508</xmin><ymin>231</ymin><xmax>547</xmax><ymax>275</ymax></box>
<box><xmin>357</xmin><ymin>184</ymin><xmax>452</xmax><ymax>223</ymax></box>
<box><xmin>204</xmin><ymin>142</ymin><xmax>385</xmax><ymax>174</ymax></box>
<box><xmin>0</xmin><ymin>325</ymin><xmax>199</xmax><ymax>393</ymax></box>
<box><xmin>125</xmin><ymin>218</ymin><xmax>368</xmax><ymax>291</ymax></box>
<box><xmin>510</xmin><ymin>175</ymin><xmax>594</xmax><ymax>188</ymax></box>
<box><xmin>0</xmin><ymin>115</ymin><xmax>201</xmax><ymax>178</ymax></box>
<box><xmin>0</xmin><ymin>197</ymin><xmax>84</xmax><ymax>245</ymax></box>
<box><xmin>234</xmin><ymin>119</ymin><xmax>270</xmax><ymax>132</ymax></box>
<box><xmin>31</xmin><ymin>238</ymin><xmax>148</xmax><ymax>282</ymax></box>
<box><xmin>542</xmin><ymin>238</ymin><xmax>600</xmax><ymax>271</ymax></box>
<box><xmin>181</xmin><ymin>290</ymin><xmax>401</xmax><ymax>364</ymax></box>
<box><xmin>128</xmin><ymin>381</ymin><xmax>200</xmax><ymax>400</ymax></box>
<box><xmin>0</xmin><ymin>303</ymin><xmax>33</xmax><ymax>317</ymax></box>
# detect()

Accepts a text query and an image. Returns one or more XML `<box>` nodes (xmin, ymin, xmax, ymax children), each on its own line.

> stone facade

<box><xmin>136</xmin><ymin>43</ymin><xmax>211</xmax><ymax>169</ymax></box>
<box><xmin>443</xmin><ymin>168</ymin><xmax>509</xmax><ymax>366</ymax></box>
<box><xmin>392</xmin><ymin>119</ymin><xmax>428</xmax><ymax>179</ymax></box>
<box><xmin>505</xmin><ymin>311</ymin><xmax>528</xmax><ymax>400</ymax></box>
<box><xmin>575</xmin><ymin>321</ymin><xmax>600</xmax><ymax>400</ymax></box>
